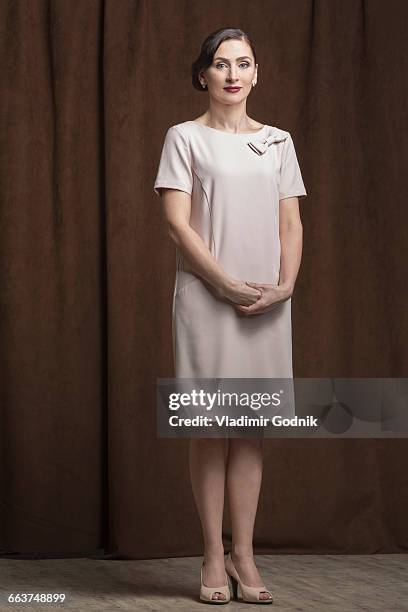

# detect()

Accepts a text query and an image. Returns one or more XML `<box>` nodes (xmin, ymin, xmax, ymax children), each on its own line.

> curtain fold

<box><xmin>0</xmin><ymin>0</ymin><xmax>106</xmax><ymax>553</ymax></box>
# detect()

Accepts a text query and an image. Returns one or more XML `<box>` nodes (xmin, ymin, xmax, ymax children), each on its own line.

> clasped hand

<box><xmin>229</xmin><ymin>280</ymin><xmax>291</xmax><ymax>316</ymax></box>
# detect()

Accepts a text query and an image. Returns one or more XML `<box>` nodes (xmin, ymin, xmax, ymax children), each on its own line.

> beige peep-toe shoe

<box><xmin>225</xmin><ymin>552</ymin><xmax>273</xmax><ymax>604</ymax></box>
<box><xmin>200</xmin><ymin>561</ymin><xmax>231</xmax><ymax>604</ymax></box>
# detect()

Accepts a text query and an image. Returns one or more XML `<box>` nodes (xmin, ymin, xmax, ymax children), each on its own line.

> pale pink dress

<box><xmin>154</xmin><ymin>121</ymin><xmax>307</xmax><ymax>379</ymax></box>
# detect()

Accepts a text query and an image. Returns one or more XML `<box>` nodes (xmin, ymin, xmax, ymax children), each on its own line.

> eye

<box><xmin>215</xmin><ymin>62</ymin><xmax>251</xmax><ymax>69</ymax></box>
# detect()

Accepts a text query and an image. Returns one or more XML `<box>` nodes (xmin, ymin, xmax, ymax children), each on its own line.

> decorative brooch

<box><xmin>247</xmin><ymin>132</ymin><xmax>288</xmax><ymax>156</ymax></box>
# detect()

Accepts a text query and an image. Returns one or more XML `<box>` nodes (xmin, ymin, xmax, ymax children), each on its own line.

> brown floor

<box><xmin>0</xmin><ymin>554</ymin><xmax>407</xmax><ymax>611</ymax></box>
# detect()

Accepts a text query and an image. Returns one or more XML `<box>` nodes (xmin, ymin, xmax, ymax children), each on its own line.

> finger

<box><xmin>235</xmin><ymin>304</ymin><xmax>263</xmax><ymax>314</ymax></box>
<box><xmin>234</xmin><ymin>306</ymin><xmax>249</xmax><ymax>316</ymax></box>
<box><xmin>250</xmin><ymin>285</ymin><xmax>263</xmax><ymax>296</ymax></box>
<box><xmin>236</xmin><ymin>308</ymin><xmax>263</xmax><ymax>316</ymax></box>
<box><xmin>234</xmin><ymin>304</ymin><xmax>252</xmax><ymax>313</ymax></box>
<box><xmin>234</xmin><ymin>304</ymin><xmax>248</xmax><ymax>312</ymax></box>
<box><xmin>246</xmin><ymin>281</ymin><xmax>262</xmax><ymax>289</ymax></box>
<box><xmin>246</xmin><ymin>280</ymin><xmax>266</xmax><ymax>287</ymax></box>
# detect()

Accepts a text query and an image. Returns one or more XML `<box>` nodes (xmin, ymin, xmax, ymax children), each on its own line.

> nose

<box><xmin>227</xmin><ymin>67</ymin><xmax>239</xmax><ymax>82</ymax></box>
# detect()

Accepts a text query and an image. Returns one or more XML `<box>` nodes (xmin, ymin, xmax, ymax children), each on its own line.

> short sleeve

<box><xmin>153</xmin><ymin>126</ymin><xmax>193</xmax><ymax>197</ymax></box>
<box><xmin>279</xmin><ymin>133</ymin><xmax>307</xmax><ymax>201</ymax></box>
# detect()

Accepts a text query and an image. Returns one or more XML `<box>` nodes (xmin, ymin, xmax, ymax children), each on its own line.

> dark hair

<box><xmin>191</xmin><ymin>27</ymin><xmax>257</xmax><ymax>92</ymax></box>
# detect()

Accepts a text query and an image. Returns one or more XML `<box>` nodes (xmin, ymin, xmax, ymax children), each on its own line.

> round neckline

<box><xmin>190</xmin><ymin>121</ymin><xmax>267</xmax><ymax>136</ymax></box>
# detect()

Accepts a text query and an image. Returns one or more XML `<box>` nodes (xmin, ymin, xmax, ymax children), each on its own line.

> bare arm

<box><xmin>277</xmin><ymin>196</ymin><xmax>303</xmax><ymax>294</ymax></box>
<box><xmin>234</xmin><ymin>196</ymin><xmax>303</xmax><ymax>316</ymax></box>
<box><xmin>160</xmin><ymin>188</ymin><xmax>261</xmax><ymax>306</ymax></box>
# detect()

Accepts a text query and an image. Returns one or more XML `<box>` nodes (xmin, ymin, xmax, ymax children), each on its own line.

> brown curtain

<box><xmin>1</xmin><ymin>0</ymin><xmax>407</xmax><ymax>559</ymax></box>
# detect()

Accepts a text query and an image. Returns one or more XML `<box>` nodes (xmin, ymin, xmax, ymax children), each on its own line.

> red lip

<box><xmin>224</xmin><ymin>87</ymin><xmax>241</xmax><ymax>91</ymax></box>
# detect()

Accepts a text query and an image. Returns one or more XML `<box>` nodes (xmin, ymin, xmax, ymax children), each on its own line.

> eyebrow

<box><xmin>213</xmin><ymin>56</ymin><xmax>252</xmax><ymax>62</ymax></box>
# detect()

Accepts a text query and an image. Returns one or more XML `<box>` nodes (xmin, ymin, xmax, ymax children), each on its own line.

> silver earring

<box><xmin>201</xmin><ymin>82</ymin><xmax>207</xmax><ymax>89</ymax></box>
<box><xmin>252</xmin><ymin>82</ymin><xmax>256</xmax><ymax>87</ymax></box>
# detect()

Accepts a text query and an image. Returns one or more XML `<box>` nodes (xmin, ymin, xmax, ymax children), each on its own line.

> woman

<box><xmin>154</xmin><ymin>26</ymin><xmax>307</xmax><ymax>604</ymax></box>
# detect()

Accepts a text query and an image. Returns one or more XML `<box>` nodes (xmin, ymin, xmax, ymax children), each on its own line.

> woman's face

<box><xmin>200</xmin><ymin>38</ymin><xmax>258</xmax><ymax>104</ymax></box>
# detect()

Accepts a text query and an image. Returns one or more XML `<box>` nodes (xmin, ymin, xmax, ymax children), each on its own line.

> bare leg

<box><xmin>226</xmin><ymin>437</ymin><xmax>272</xmax><ymax>600</ymax></box>
<box><xmin>189</xmin><ymin>437</ymin><xmax>228</xmax><ymax>600</ymax></box>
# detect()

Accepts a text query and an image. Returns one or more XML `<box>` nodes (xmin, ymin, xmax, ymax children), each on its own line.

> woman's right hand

<box><xmin>217</xmin><ymin>279</ymin><xmax>262</xmax><ymax>306</ymax></box>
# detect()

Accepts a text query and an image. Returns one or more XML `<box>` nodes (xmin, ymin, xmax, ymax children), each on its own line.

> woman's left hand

<box><xmin>233</xmin><ymin>281</ymin><xmax>292</xmax><ymax>316</ymax></box>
